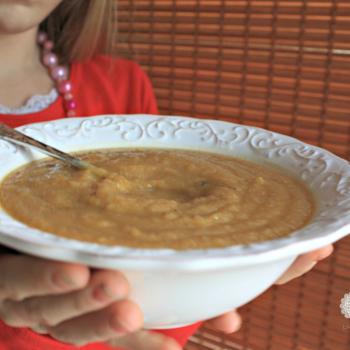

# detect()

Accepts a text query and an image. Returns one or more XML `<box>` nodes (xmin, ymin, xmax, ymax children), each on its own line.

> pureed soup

<box><xmin>0</xmin><ymin>149</ymin><xmax>314</xmax><ymax>250</ymax></box>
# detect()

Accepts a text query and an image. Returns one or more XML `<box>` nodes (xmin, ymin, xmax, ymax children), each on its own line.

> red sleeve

<box><xmin>70</xmin><ymin>56</ymin><xmax>160</xmax><ymax>117</ymax></box>
<box><xmin>136</xmin><ymin>65</ymin><xmax>159</xmax><ymax>115</ymax></box>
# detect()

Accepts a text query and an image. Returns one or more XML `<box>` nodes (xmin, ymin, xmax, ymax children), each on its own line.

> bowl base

<box><xmin>145</xmin><ymin>322</ymin><xmax>191</xmax><ymax>330</ymax></box>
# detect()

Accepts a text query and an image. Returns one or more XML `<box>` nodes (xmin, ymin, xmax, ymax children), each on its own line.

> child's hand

<box><xmin>206</xmin><ymin>245</ymin><xmax>334</xmax><ymax>334</ymax></box>
<box><xmin>0</xmin><ymin>254</ymin><xmax>180</xmax><ymax>349</ymax></box>
<box><xmin>275</xmin><ymin>244</ymin><xmax>334</xmax><ymax>285</ymax></box>
<box><xmin>0</xmin><ymin>246</ymin><xmax>333</xmax><ymax>348</ymax></box>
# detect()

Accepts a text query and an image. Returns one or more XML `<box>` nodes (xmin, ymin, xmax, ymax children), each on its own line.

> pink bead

<box><xmin>64</xmin><ymin>93</ymin><xmax>73</xmax><ymax>101</ymax></box>
<box><xmin>37</xmin><ymin>32</ymin><xmax>47</xmax><ymax>44</ymax></box>
<box><xmin>66</xmin><ymin>100</ymin><xmax>77</xmax><ymax>110</ymax></box>
<box><xmin>58</xmin><ymin>81</ymin><xmax>72</xmax><ymax>94</ymax></box>
<box><xmin>44</xmin><ymin>40</ymin><xmax>54</xmax><ymax>51</ymax></box>
<box><xmin>51</xmin><ymin>66</ymin><xmax>68</xmax><ymax>80</ymax></box>
<box><xmin>67</xmin><ymin>110</ymin><xmax>76</xmax><ymax>117</ymax></box>
<box><xmin>43</xmin><ymin>53</ymin><xmax>58</xmax><ymax>67</ymax></box>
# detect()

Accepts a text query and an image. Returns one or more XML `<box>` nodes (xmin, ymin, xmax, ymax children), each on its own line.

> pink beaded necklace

<box><xmin>37</xmin><ymin>31</ymin><xmax>77</xmax><ymax>117</ymax></box>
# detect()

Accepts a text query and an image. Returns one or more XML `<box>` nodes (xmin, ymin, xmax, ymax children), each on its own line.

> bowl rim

<box><xmin>0</xmin><ymin>114</ymin><xmax>349</xmax><ymax>269</ymax></box>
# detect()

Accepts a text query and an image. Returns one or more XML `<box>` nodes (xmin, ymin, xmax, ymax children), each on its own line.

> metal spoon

<box><xmin>0</xmin><ymin>123</ymin><xmax>107</xmax><ymax>176</ymax></box>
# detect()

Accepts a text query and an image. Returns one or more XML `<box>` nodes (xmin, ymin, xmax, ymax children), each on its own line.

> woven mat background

<box><xmin>116</xmin><ymin>1</ymin><xmax>350</xmax><ymax>349</ymax></box>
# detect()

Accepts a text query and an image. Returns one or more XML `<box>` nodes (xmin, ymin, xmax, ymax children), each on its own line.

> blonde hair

<box><xmin>40</xmin><ymin>0</ymin><xmax>115</xmax><ymax>64</ymax></box>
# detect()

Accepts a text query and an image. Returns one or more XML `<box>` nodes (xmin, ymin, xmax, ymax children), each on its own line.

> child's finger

<box><xmin>108</xmin><ymin>330</ymin><xmax>182</xmax><ymax>350</ymax></box>
<box><xmin>0</xmin><ymin>270</ymin><xmax>129</xmax><ymax>328</ymax></box>
<box><xmin>0</xmin><ymin>255</ymin><xmax>89</xmax><ymax>301</ymax></box>
<box><xmin>275</xmin><ymin>245</ymin><xmax>333</xmax><ymax>285</ymax></box>
<box><xmin>206</xmin><ymin>310</ymin><xmax>242</xmax><ymax>334</ymax></box>
<box><xmin>48</xmin><ymin>300</ymin><xmax>143</xmax><ymax>347</ymax></box>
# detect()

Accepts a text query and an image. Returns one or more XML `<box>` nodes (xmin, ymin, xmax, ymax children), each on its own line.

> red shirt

<box><xmin>0</xmin><ymin>56</ymin><xmax>201</xmax><ymax>349</ymax></box>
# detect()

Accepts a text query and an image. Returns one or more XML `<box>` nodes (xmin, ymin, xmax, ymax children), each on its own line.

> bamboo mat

<box><xmin>116</xmin><ymin>1</ymin><xmax>350</xmax><ymax>349</ymax></box>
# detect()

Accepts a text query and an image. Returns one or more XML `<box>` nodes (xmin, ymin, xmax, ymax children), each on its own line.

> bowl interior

<box><xmin>0</xmin><ymin>115</ymin><xmax>349</xmax><ymax>267</ymax></box>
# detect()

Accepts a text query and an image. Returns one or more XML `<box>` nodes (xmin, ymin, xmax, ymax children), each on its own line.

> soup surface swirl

<box><xmin>0</xmin><ymin>149</ymin><xmax>314</xmax><ymax>249</ymax></box>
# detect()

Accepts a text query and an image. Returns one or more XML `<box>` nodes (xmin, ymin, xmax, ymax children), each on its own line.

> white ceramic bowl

<box><xmin>0</xmin><ymin>115</ymin><xmax>349</xmax><ymax>329</ymax></box>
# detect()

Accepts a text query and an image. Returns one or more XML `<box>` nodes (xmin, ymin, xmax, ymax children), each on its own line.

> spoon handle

<box><xmin>0</xmin><ymin>123</ymin><xmax>88</xmax><ymax>170</ymax></box>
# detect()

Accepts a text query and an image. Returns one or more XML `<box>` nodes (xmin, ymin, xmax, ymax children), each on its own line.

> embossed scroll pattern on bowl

<box><xmin>0</xmin><ymin>115</ymin><xmax>349</xmax><ymax>260</ymax></box>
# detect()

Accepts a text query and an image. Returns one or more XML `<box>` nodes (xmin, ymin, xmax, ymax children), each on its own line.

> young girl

<box><xmin>0</xmin><ymin>1</ymin><xmax>333</xmax><ymax>349</ymax></box>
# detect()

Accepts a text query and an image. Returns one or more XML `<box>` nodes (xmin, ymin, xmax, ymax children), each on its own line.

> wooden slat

<box><xmin>117</xmin><ymin>1</ymin><xmax>350</xmax><ymax>349</ymax></box>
